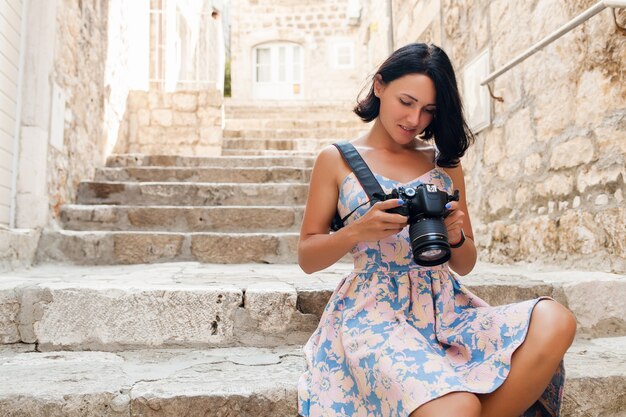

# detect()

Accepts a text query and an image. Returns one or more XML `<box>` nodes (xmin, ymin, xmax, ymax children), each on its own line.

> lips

<box><xmin>399</xmin><ymin>125</ymin><xmax>417</xmax><ymax>134</ymax></box>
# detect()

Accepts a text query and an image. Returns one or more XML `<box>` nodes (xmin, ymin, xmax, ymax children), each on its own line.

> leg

<box><xmin>410</xmin><ymin>392</ymin><xmax>481</xmax><ymax>417</ymax></box>
<box><xmin>477</xmin><ymin>299</ymin><xmax>577</xmax><ymax>417</ymax></box>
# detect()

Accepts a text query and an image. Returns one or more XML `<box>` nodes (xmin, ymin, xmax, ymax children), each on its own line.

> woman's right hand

<box><xmin>346</xmin><ymin>199</ymin><xmax>408</xmax><ymax>242</ymax></box>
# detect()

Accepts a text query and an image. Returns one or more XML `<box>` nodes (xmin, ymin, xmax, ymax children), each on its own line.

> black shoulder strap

<box><xmin>333</xmin><ymin>141</ymin><xmax>385</xmax><ymax>201</ymax></box>
<box><xmin>329</xmin><ymin>141</ymin><xmax>386</xmax><ymax>231</ymax></box>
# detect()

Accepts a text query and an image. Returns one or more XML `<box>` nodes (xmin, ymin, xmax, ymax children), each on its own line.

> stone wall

<box><xmin>388</xmin><ymin>0</ymin><xmax>626</xmax><ymax>273</ymax></box>
<box><xmin>114</xmin><ymin>90</ymin><xmax>224</xmax><ymax>156</ymax></box>
<box><xmin>230</xmin><ymin>0</ymin><xmax>364</xmax><ymax>102</ymax></box>
<box><xmin>44</xmin><ymin>0</ymin><xmax>111</xmax><ymax>220</ymax></box>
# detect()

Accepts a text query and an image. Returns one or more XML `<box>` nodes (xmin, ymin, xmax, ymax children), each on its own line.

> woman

<box><xmin>297</xmin><ymin>43</ymin><xmax>576</xmax><ymax>417</ymax></box>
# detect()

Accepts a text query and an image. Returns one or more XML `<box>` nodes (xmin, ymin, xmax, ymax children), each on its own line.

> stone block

<box><xmin>244</xmin><ymin>282</ymin><xmax>297</xmax><ymax>332</ymax></box>
<box><xmin>151</xmin><ymin>109</ymin><xmax>173</xmax><ymax>127</ymax></box>
<box><xmin>594</xmin><ymin>207</ymin><xmax>626</xmax><ymax>257</ymax></box>
<box><xmin>127</xmin><ymin>91</ymin><xmax>148</xmax><ymax>109</ymax></box>
<box><xmin>549</xmin><ymin>137</ymin><xmax>595</xmax><ymax>170</ymax></box>
<box><xmin>172</xmin><ymin>111</ymin><xmax>198</xmax><ymax>126</ymax></box>
<box><xmin>486</xmin><ymin>188</ymin><xmax>513</xmax><ymax>217</ymax></box>
<box><xmin>113</xmin><ymin>233</ymin><xmax>185</xmax><ymax>264</ymax></box>
<box><xmin>524</xmin><ymin>153</ymin><xmax>543</xmax><ymax>175</ymax></box>
<box><xmin>34</xmin><ymin>285</ymin><xmax>242</xmax><ymax>349</ymax></box>
<box><xmin>575</xmin><ymin>69</ymin><xmax>622</xmax><ymax>128</ymax></box>
<box><xmin>191</xmin><ymin>234</ymin><xmax>281</xmax><ymax>263</ymax></box>
<box><xmin>172</xmin><ymin>93</ymin><xmax>198</xmax><ymax>112</ymax></box>
<box><xmin>518</xmin><ymin>215</ymin><xmax>559</xmax><ymax>257</ymax></box>
<box><xmin>576</xmin><ymin>164</ymin><xmax>624</xmax><ymax>193</ymax></box>
<box><xmin>137</xmin><ymin>109</ymin><xmax>150</xmax><ymax>126</ymax></box>
<box><xmin>0</xmin><ymin>286</ymin><xmax>19</xmax><ymax>343</ymax></box>
<box><xmin>504</xmin><ymin>108</ymin><xmax>532</xmax><ymax>157</ymax></box>
<box><xmin>563</xmin><ymin>279</ymin><xmax>626</xmax><ymax>338</ymax></box>
<box><xmin>536</xmin><ymin>173</ymin><xmax>574</xmax><ymax>198</ymax></box>
<box><xmin>558</xmin><ymin>210</ymin><xmax>601</xmax><ymax>255</ymax></box>
<box><xmin>482</xmin><ymin>127</ymin><xmax>504</xmax><ymax>166</ymax></box>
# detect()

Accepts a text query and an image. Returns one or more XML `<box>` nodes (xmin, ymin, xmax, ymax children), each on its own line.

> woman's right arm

<box><xmin>298</xmin><ymin>146</ymin><xmax>406</xmax><ymax>274</ymax></box>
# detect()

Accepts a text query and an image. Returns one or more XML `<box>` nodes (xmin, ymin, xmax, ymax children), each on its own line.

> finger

<box><xmin>376</xmin><ymin>211</ymin><xmax>408</xmax><ymax>224</ymax></box>
<box><xmin>445</xmin><ymin>201</ymin><xmax>459</xmax><ymax>211</ymax></box>
<box><xmin>373</xmin><ymin>198</ymin><xmax>404</xmax><ymax>210</ymax></box>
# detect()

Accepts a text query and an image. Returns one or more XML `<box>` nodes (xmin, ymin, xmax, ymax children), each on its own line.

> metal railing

<box><xmin>481</xmin><ymin>0</ymin><xmax>626</xmax><ymax>86</ymax></box>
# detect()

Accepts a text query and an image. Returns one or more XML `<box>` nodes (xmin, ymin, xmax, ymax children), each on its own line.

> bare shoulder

<box><xmin>313</xmin><ymin>144</ymin><xmax>350</xmax><ymax>187</ymax></box>
<box><xmin>440</xmin><ymin>161</ymin><xmax>466</xmax><ymax>187</ymax></box>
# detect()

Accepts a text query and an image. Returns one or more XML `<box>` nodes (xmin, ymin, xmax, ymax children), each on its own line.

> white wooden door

<box><xmin>0</xmin><ymin>0</ymin><xmax>23</xmax><ymax>226</ymax></box>
<box><xmin>253</xmin><ymin>42</ymin><xmax>303</xmax><ymax>100</ymax></box>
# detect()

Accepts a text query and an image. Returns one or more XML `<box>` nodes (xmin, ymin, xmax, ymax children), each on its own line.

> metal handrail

<box><xmin>481</xmin><ymin>0</ymin><xmax>626</xmax><ymax>86</ymax></box>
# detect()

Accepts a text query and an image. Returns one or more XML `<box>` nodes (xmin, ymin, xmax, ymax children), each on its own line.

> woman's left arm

<box><xmin>443</xmin><ymin>163</ymin><xmax>477</xmax><ymax>276</ymax></box>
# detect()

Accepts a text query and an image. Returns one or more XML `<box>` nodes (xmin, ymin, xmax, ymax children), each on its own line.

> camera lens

<box><xmin>408</xmin><ymin>218</ymin><xmax>451</xmax><ymax>266</ymax></box>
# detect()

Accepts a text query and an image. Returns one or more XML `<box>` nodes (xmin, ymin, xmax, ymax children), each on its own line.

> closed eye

<box><xmin>399</xmin><ymin>99</ymin><xmax>411</xmax><ymax>106</ymax></box>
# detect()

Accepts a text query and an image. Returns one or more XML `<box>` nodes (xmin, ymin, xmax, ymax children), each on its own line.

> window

<box><xmin>331</xmin><ymin>41</ymin><xmax>354</xmax><ymax>69</ymax></box>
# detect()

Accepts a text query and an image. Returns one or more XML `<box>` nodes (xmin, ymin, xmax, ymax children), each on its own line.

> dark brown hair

<box><xmin>354</xmin><ymin>43</ymin><xmax>474</xmax><ymax>167</ymax></box>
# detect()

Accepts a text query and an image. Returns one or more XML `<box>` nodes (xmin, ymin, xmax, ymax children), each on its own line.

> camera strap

<box><xmin>330</xmin><ymin>141</ymin><xmax>386</xmax><ymax>231</ymax></box>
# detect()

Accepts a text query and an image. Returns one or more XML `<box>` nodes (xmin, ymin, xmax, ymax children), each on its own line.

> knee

<box><xmin>411</xmin><ymin>392</ymin><xmax>481</xmax><ymax>417</ymax></box>
<box><xmin>440</xmin><ymin>392</ymin><xmax>482</xmax><ymax>417</ymax></box>
<box><xmin>455</xmin><ymin>393</ymin><xmax>482</xmax><ymax>417</ymax></box>
<box><xmin>532</xmin><ymin>300</ymin><xmax>577</xmax><ymax>351</ymax></box>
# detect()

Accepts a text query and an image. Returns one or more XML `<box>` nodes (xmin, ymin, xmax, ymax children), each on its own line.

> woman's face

<box><xmin>374</xmin><ymin>73</ymin><xmax>436</xmax><ymax>145</ymax></box>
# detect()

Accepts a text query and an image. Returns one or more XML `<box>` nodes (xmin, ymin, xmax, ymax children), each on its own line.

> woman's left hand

<box><xmin>444</xmin><ymin>201</ymin><xmax>465</xmax><ymax>246</ymax></box>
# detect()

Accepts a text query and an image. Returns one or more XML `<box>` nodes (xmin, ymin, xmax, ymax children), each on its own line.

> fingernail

<box><xmin>445</xmin><ymin>203</ymin><xmax>451</xmax><ymax>209</ymax></box>
<box><xmin>398</xmin><ymin>199</ymin><xmax>405</xmax><ymax>205</ymax></box>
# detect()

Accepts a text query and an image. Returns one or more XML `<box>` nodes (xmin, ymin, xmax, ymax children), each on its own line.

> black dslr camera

<box><xmin>384</xmin><ymin>184</ymin><xmax>459</xmax><ymax>266</ymax></box>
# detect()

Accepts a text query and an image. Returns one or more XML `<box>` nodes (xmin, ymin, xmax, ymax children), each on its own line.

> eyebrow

<box><xmin>401</xmin><ymin>93</ymin><xmax>436</xmax><ymax>107</ymax></box>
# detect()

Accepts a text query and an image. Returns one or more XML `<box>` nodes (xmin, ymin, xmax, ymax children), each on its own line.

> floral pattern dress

<box><xmin>297</xmin><ymin>166</ymin><xmax>565</xmax><ymax>417</ymax></box>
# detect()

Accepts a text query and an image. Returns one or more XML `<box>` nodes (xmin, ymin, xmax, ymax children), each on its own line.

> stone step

<box><xmin>224</xmin><ymin>105</ymin><xmax>359</xmax><ymax>119</ymax></box>
<box><xmin>1</xmin><ymin>263</ymin><xmax>624</xmax><ymax>350</ymax></box>
<box><xmin>223</xmin><ymin>118</ymin><xmax>367</xmax><ymax>130</ymax></box>
<box><xmin>35</xmin><ymin>231</ymin><xmax>299</xmax><ymax>265</ymax></box>
<box><xmin>106</xmin><ymin>154</ymin><xmax>315</xmax><ymax>168</ymax></box>
<box><xmin>221</xmin><ymin>137</ymin><xmax>334</xmax><ymax>151</ymax></box>
<box><xmin>94</xmin><ymin>166</ymin><xmax>311</xmax><ymax>183</ymax></box>
<box><xmin>76</xmin><ymin>181</ymin><xmax>308</xmax><ymax>206</ymax></box>
<box><xmin>222</xmin><ymin>127</ymin><xmax>360</xmax><ymax>140</ymax></box>
<box><xmin>221</xmin><ymin>149</ymin><xmax>318</xmax><ymax>157</ymax></box>
<box><xmin>0</xmin><ymin>338</ymin><xmax>624</xmax><ymax>416</ymax></box>
<box><xmin>60</xmin><ymin>205</ymin><xmax>305</xmax><ymax>232</ymax></box>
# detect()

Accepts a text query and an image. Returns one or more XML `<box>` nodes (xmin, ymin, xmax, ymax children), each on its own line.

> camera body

<box><xmin>384</xmin><ymin>184</ymin><xmax>459</xmax><ymax>266</ymax></box>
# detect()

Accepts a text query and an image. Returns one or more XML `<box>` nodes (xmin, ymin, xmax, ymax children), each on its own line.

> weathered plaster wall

<box><xmin>390</xmin><ymin>0</ymin><xmax>625</xmax><ymax>272</ymax></box>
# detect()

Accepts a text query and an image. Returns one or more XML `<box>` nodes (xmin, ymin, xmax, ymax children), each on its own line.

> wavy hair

<box><xmin>354</xmin><ymin>43</ymin><xmax>475</xmax><ymax>167</ymax></box>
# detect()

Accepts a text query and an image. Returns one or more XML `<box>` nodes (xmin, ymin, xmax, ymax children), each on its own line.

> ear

<box><xmin>373</xmin><ymin>74</ymin><xmax>384</xmax><ymax>98</ymax></box>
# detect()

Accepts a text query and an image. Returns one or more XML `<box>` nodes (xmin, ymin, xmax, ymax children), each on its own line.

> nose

<box><xmin>407</xmin><ymin>108</ymin><xmax>423</xmax><ymax>126</ymax></box>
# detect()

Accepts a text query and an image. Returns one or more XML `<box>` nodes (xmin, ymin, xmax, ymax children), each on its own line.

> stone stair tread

<box><xmin>35</xmin><ymin>231</ymin><xmax>301</xmax><ymax>265</ymax></box>
<box><xmin>106</xmin><ymin>154</ymin><xmax>315</xmax><ymax>168</ymax></box>
<box><xmin>60</xmin><ymin>205</ymin><xmax>304</xmax><ymax>232</ymax></box>
<box><xmin>2</xmin><ymin>262</ymin><xmax>624</xmax><ymax>350</ymax></box>
<box><xmin>76</xmin><ymin>181</ymin><xmax>308</xmax><ymax>206</ymax></box>
<box><xmin>94</xmin><ymin>166</ymin><xmax>311</xmax><ymax>183</ymax></box>
<box><xmin>0</xmin><ymin>338</ymin><xmax>624</xmax><ymax>416</ymax></box>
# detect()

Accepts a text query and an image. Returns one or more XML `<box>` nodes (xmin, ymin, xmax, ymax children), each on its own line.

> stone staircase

<box><xmin>1</xmin><ymin>103</ymin><xmax>625</xmax><ymax>416</ymax></box>
<box><xmin>221</xmin><ymin>100</ymin><xmax>370</xmax><ymax>156</ymax></box>
<box><xmin>37</xmin><ymin>154</ymin><xmax>312</xmax><ymax>265</ymax></box>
